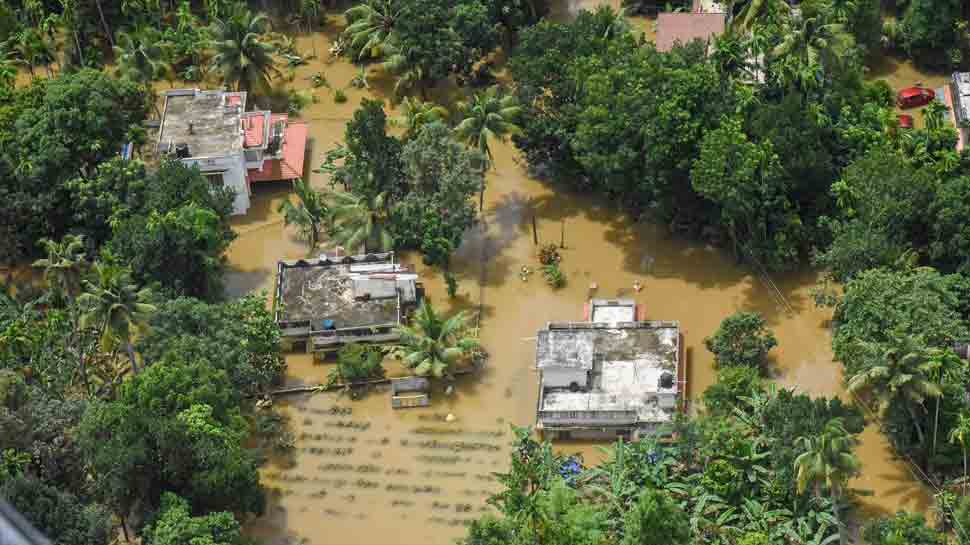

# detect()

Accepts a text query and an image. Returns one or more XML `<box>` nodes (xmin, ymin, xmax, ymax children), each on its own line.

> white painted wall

<box><xmin>542</xmin><ymin>368</ymin><xmax>589</xmax><ymax>389</ymax></box>
<box><xmin>182</xmin><ymin>152</ymin><xmax>251</xmax><ymax>215</ymax></box>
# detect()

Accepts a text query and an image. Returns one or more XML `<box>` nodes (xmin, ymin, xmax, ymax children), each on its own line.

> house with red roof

<box><xmin>155</xmin><ymin>89</ymin><xmax>308</xmax><ymax>215</ymax></box>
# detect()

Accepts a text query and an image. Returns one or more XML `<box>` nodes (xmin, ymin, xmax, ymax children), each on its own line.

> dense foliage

<box><xmin>319</xmin><ymin>100</ymin><xmax>482</xmax><ymax>266</ymax></box>
<box><xmin>1</xmin><ymin>0</ymin><xmax>970</xmax><ymax>543</ymax></box>
<box><xmin>0</xmin><ymin>70</ymin><xmax>147</xmax><ymax>262</ymax></box>
<box><xmin>139</xmin><ymin>295</ymin><xmax>285</xmax><ymax>396</ymax></box>
<box><xmin>463</xmin><ymin>375</ymin><xmax>866</xmax><ymax>545</ymax></box>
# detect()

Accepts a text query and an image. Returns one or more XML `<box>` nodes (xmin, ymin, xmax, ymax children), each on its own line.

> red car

<box><xmin>898</xmin><ymin>114</ymin><xmax>914</xmax><ymax>129</ymax></box>
<box><xmin>897</xmin><ymin>86</ymin><xmax>936</xmax><ymax>109</ymax></box>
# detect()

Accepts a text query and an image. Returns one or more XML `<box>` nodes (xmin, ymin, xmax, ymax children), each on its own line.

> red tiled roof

<box><xmin>243</xmin><ymin>113</ymin><xmax>266</xmax><ymax>148</ymax></box>
<box><xmin>655</xmin><ymin>12</ymin><xmax>726</xmax><ymax>52</ymax></box>
<box><xmin>247</xmin><ymin>115</ymin><xmax>308</xmax><ymax>183</ymax></box>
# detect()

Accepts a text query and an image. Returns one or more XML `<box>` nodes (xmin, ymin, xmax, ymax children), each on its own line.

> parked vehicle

<box><xmin>897</xmin><ymin>86</ymin><xmax>936</xmax><ymax>109</ymax></box>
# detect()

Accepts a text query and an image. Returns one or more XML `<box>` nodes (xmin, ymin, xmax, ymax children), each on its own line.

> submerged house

<box><xmin>535</xmin><ymin>299</ymin><xmax>685</xmax><ymax>441</ymax></box>
<box><xmin>274</xmin><ymin>252</ymin><xmax>421</xmax><ymax>354</ymax></box>
<box><xmin>655</xmin><ymin>11</ymin><xmax>726</xmax><ymax>53</ymax></box>
<box><xmin>942</xmin><ymin>72</ymin><xmax>970</xmax><ymax>152</ymax></box>
<box><xmin>155</xmin><ymin>88</ymin><xmax>308</xmax><ymax>215</ymax></box>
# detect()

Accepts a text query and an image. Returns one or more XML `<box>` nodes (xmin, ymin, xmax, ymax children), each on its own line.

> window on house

<box><xmin>244</xmin><ymin>150</ymin><xmax>260</xmax><ymax>163</ymax></box>
<box><xmin>205</xmin><ymin>173</ymin><xmax>224</xmax><ymax>186</ymax></box>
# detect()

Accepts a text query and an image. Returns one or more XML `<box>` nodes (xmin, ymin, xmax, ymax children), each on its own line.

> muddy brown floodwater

<box><xmin>225</xmin><ymin>10</ymin><xmax>934</xmax><ymax>545</ymax></box>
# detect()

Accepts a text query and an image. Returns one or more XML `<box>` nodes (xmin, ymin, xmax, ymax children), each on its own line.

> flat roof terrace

<box><xmin>157</xmin><ymin>89</ymin><xmax>245</xmax><ymax>158</ymax></box>
<box><xmin>537</xmin><ymin>321</ymin><xmax>681</xmax><ymax>427</ymax></box>
<box><xmin>277</xmin><ymin>260</ymin><xmax>400</xmax><ymax>331</ymax></box>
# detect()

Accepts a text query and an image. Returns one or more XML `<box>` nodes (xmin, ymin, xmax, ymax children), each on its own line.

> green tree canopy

<box><xmin>1</xmin><ymin>476</ymin><xmax>112</xmax><ymax>545</ymax></box>
<box><xmin>814</xmin><ymin>148</ymin><xmax>935</xmax><ymax>281</ymax></box>
<box><xmin>704</xmin><ymin>312</ymin><xmax>778</xmax><ymax>371</ymax></box>
<box><xmin>0</xmin><ymin>70</ymin><xmax>147</xmax><ymax>261</ymax></box>
<box><xmin>139</xmin><ymin>294</ymin><xmax>285</xmax><ymax>396</ymax></box>
<box><xmin>620</xmin><ymin>489</ymin><xmax>690</xmax><ymax>545</ymax></box>
<box><xmin>691</xmin><ymin>117</ymin><xmax>801</xmax><ymax>268</ymax></box>
<box><xmin>80</xmin><ymin>354</ymin><xmax>264</xmax><ymax>523</ymax></box>
<box><xmin>832</xmin><ymin>267</ymin><xmax>967</xmax><ymax>378</ymax></box>
<box><xmin>393</xmin><ymin>122</ymin><xmax>482</xmax><ymax>266</ymax></box>
<box><xmin>321</xmin><ymin>99</ymin><xmax>406</xmax><ymax>201</ymax></box>
<box><xmin>144</xmin><ymin>492</ymin><xmax>243</xmax><ymax>545</ymax></box>
<box><xmin>105</xmin><ymin>160</ymin><xmax>235</xmax><ymax>301</ymax></box>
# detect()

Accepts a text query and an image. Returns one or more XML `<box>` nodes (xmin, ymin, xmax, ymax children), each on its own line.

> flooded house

<box><xmin>655</xmin><ymin>10</ymin><xmax>726</xmax><ymax>53</ymax></box>
<box><xmin>942</xmin><ymin>72</ymin><xmax>970</xmax><ymax>152</ymax></box>
<box><xmin>155</xmin><ymin>88</ymin><xmax>308</xmax><ymax>215</ymax></box>
<box><xmin>535</xmin><ymin>299</ymin><xmax>685</xmax><ymax>440</ymax></box>
<box><xmin>274</xmin><ymin>252</ymin><xmax>421</xmax><ymax>354</ymax></box>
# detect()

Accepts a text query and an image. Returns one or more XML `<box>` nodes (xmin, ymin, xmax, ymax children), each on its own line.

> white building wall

<box><xmin>181</xmin><ymin>152</ymin><xmax>251</xmax><ymax>216</ymax></box>
<box><xmin>542</xmin><ymin>368</ymin><xmax>589</xmax><ymax>389</ymax></box>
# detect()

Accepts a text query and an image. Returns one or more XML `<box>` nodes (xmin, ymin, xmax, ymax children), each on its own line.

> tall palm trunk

<box><xmin>963</xmin><ymin>446</ymin><xmax>967</xmax><ymax>496</ymax></box>
<box><xmin>832</xmin><ymin>489</ymin><xmax>844</xmax><ymax>545</ymax></box>
<box><xmin>125</xmin><ymin>341</ymin><xmax>139</xmax><ymax>375</ymax></box>
<box><xmin>95</xmin><ymin>0</ymin><xmax>114</xmax><ymax>47</ymax></box>
<box><xmin>931</xmin><ymin>396</ymin><xmax>941</xmax><ymax>472</ymax></box>
<box><xmin>72</xmin><ymin>30</ymin><xmax>83</xmax><ymax>67</ymax></box>
<box><xmin>907</xmin><ymin>404</ymin><xmax>926</xmax><ymax>444</ymax></box>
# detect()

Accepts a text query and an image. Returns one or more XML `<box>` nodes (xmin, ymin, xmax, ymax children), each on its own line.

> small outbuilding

<box><xmin>391</xmin><ymin>377</ymin><xmax>431</xmax><ymax>409</ymax></box>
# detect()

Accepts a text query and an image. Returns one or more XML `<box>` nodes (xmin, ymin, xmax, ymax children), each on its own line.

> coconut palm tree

<box><xmin>210</xmin><ymin>5</ymin><xmax>279</xmax><ymax>93</ymax></box>
<box><xmin>394</xmin><ymin>300</ymin><xmax>480</xmax><ymax>379</ymax></box>
<box><xmin>33</xmin><ymin>235</ymin><xmax>87</xmax><ymax>304</ymax></box>
<box><xmin>770</xmin><ymin>14</ymin><xmax>854</xmax><ymax>93</ymax></box>
<box><xmin>278</xmin><ymin>179</ymin><xmax>328</xmax><ymax>250</ymax></box>
<box><xmin>732</xmin><ymin>0</ymin><xmax>791</xmax><ymax>33</ymax></box>
<box><xmin>925</xmin><ymin>347</ymin><xmax>964</xmax><ymax>461</ymax></box>
<box><xmin>454</xmin><ymin>87</ymin><xmax>522</xmax><ymax>171</ymax></box>
<box><xmin>392</xmin><ymin>96</ymin><xmax>449</xmax><ymax>138</ymax></box>
<box><xmin>847</xmin><ymin>335</ymin><xmax>942</xmax><ymax>444</ymax></box>
<box><xmin>78</xmin><ymin>264</ymin><xmax>156</xmax><ymax>375</ymax></box>
<box><xmin>455</xmin><ymin>87</ymin><xmax>521</xmax><ymax>210</ymax></box>
<box><xmin>114</xmin><ymin>27</ymin><xmax>171</xmax><ymax>87</ymax></box>
<box><xmin>343</xmin><ymin>0</ymin><xmax>403</xmax><ymax>62</ymax></box>
<box><xmin>325</xmin><ymin>190</ymin><xmax>393</xmax><ymax>253</ymax></box>
<box><xmin>6</xmin><ymin>27</ymin><xmax>57</xmax><ymax>77</ymax></box>
<box><xmin>793</xmin><ymin>418</ymin><xmax>861</xmax><ymax>545</ymax></box>
<box><xmin>0</xmin><ymin>55</ymin><xmax>15</xmax><ymax>88</ymax></box>
<box><xmin>949</xmin><ymin>410</ymin><xmax>970</xmax><ymax>494</ymax></box>
<box><xmin>923</xmin><ymin>100</ymin><xmax>950</xmax><ymax>132</ymax></box>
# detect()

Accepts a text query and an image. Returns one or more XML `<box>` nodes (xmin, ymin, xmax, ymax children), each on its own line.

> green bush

<box><xmin>702</xmin><ymin>366</ymin><xmax>764</xmax><ymax>416</ymax></box>
<box><xmin>328</xmin><ymin>343</ymin><xmax>385</xmax><ymax>386</ymax></box>
<box><xmin>703</xmin><ymin>312</ymin><xmax>777</xmax><ymax>371</ymax></box>
<box><xmin>542</xmin><ymin>263</ymin><xmax>565</xmax><ymax>289</ymax></box>
<box><xmin>863</xmin><ymin>511</ymin><xmax>945</xmax><ymax>545</ymax></box>
<box><xmin>538</xmin><ymin>243</ymin><xmax>561</xmax><ymax>265</ymax></box>
<box><xmin>333</xmin><ymin>89</ymin><xmax>348</xmax><ymax>104</ymax></box>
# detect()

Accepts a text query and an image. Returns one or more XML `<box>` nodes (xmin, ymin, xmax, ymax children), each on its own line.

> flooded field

<box><xmin>213</xmin><ymin>7</ymin><xmax>937</xmax><ymax>545</ymax></box>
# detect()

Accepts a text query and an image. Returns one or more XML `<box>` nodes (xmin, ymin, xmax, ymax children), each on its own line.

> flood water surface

<box><xmin>226</xmin><ymin>13</ymin><xmax>933</xmax><ymax>545</ymax></box>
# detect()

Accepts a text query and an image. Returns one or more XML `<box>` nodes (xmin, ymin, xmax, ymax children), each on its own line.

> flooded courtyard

<box><xmin>218</xmin><ymin>7</ymin><xmax>937</xmax><ymax>545</ymax></box>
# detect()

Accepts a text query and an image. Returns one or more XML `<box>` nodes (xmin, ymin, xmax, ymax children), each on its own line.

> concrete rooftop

<box><xmin>277</xmin><ymin>260</ymin><xmax>401</xmax><ymax>329</ymax></box>
<box><xmin>157</xmin><ymin>89</ymin><xmax>245</xmax><ymax>158</ymax></box>
<box><xmin>590</xmin><ymin>299</ymin><xmax>637</xmax><ymax>323</ymax></box>
<box><xmin>538</xmin><ymin>321</ymin><xmax>680</xmax><ymax>423</ymax></box>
